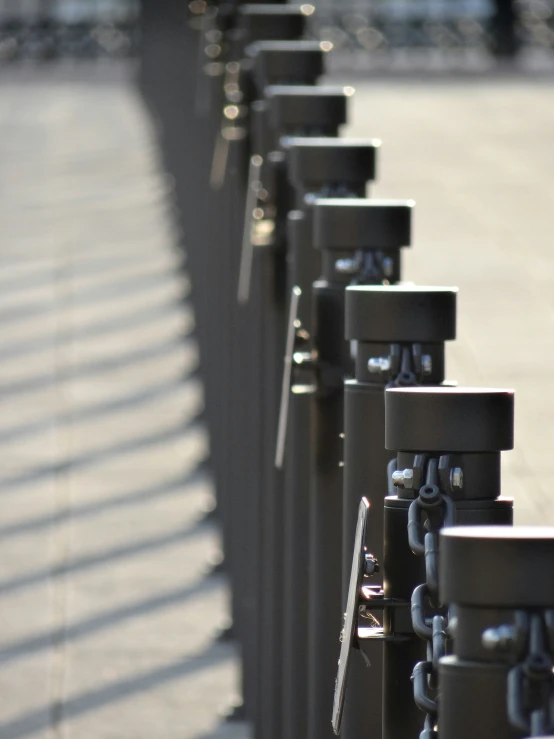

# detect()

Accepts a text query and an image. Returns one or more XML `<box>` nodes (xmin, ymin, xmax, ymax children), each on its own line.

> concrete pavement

<box><xmin>0</xmin><ymin>64</ymin><xmax>553</xmax><ymax>738</ymax></box>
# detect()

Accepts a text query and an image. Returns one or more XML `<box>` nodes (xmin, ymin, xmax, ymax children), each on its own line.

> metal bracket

<box><xmin>332</xmin><ymin>497</ymin><xmax>371</xmax><ymax>735</ymax></box>
<box><xmin>237</xmin><ymin>154</ymin><xmax>264</xmax><ymax>303</ymax></box>
<box><xmin>194</xmin><ymin>5</ymin><xmax>219</xmax><ymax>116</ymax></box>
<box><xmin>275</xmin><ymin>287</ymin><xmax>314</xmax><ymax>468</ymax></box>
<box><xmin>210</xmin><ymin>62</ymin><xmax>245</xmax><ymax>190</ymax></box>
<box><xmin>332</xmin><ymin>498</ymin><xmax>411</xmax><ymax>734</ymax></box>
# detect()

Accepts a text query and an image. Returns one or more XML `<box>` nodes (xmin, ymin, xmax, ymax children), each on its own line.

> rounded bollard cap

<box><xmin>313</xmin><ymin>198</ymin><xmax>413</xmax><ymax>251</ymax></box>
<box><xmin>247</xmin><ymin>40</ymin><xmax>327</xmax><ymax>89</ymax></box>
<box><xmin>345</xmin><ymin>285</ymin><xmax>457</xmax><ymax>343</ymax></box>
<box><xmin>385</xmin><ymin>387</ymin><xmax>515</xmax><ymax>452</ymax></box>
<box><xmin>440</xmin><ymin>526</ymin><xmax>554</xmax><ymax>607</ymax></box>
<box><xmin>265</xmin><ymin>85</ymin><xmax>351</xmax><ymax>134</ymax></box>
<box><xmin>286</xmin><ymin>138</ymin><xmax>379</xmax><ymax>189</ymax></box>
<box><xmin>238</xmin><ymin>5</ymin><xmax>314</xmax><ymax>43</ymax></box>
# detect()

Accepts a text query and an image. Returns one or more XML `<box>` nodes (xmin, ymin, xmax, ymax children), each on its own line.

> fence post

<box><xmin>306</xmin><ymin>198</ymin><xmax>413</xmax><ymax>739</ymax></box>
<box><xmin>439</xmin><ymin>526</ymin><xmax>554</xmax><ymax>739</ymax></box>
<box><xmin>220</xmin><ymin>37</ymin><xmax>329</xmax><ymax>724</ymax></box>
<box><xmin>491</xmin><ymin>0</ymin><xmax>519</xmax><ymax>59</ymax></box>
<box><xmin>278</xmin><ymin>140</ymin><xmax>379</xmax><ymax>739</ymax></box>
<box><xmin>247</xmin><ymin>86</ymin><xmax>354</xmax><ymax>739</ymax></box>
<box><xmin>199</xmin><ymin>9</ymin><xmax>323</xmax><ymax>721</ymax></box>
<box><xmin>382</xmin><ymin>387</ymin><xmax>514</xmax><ymax>738</ymax></box>
<box><xmin>339</xmin><ymin>283</ymin><xmax>457</xmax><ymax>739</ymax></box>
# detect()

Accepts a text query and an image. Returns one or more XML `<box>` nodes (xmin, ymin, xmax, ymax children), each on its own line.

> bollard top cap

<box><xmin>440</xmin><ymin>526</ymin><xmax>554</xmax><ymax>607</ymax></box>
<box><xmin>237</xmin><ymin>4</ymin><xmax>314</xmax><ymax>43</ymax></box>
<box><xmin>286</xmin><ymin>137</ymin><xmax>379</xmax><ymax>189</ymax></box>
<box><xmin>345</xmin><ymin>285</ymin><xmax>457</xmax><ymax>343</ymax></box>
<box><xmin>239</xmin><ymin>3</ymin><xmax>315</xmax><ymax>15</ymax></box>
<box><xmin>312</xmin><ymin>198</ymin><xmax>413</xmax><ymax>251</ymax></box>
<box><xmin>385</xmin><ymin>386</ymin><xmax>515</xmax><ymax>453</ymax></box>
<box><xmin>265</xmin><ymin>85</ymin><xmax>351</xmax><ymax>134</ymax></box>
<box><xmin>246</xmin><ymin>41</ymin><xmax>329</xmax><ymax>89</ymax></box>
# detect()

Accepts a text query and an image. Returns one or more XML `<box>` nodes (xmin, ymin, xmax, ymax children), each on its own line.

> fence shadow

<box><xmin>0</xmin><ymin>63</ymin><xmax>233</xmax><ymax>739</ymax></box>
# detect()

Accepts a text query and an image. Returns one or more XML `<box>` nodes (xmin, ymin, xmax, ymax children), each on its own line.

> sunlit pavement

<box><xmin>0</xmin><ymin>65</ymin><xmax>241</xmax><ymax>739</ymax></box>
<box><xmin>0</xmin><ymin>64</ymin><xmax>553</xmax><ymax>738</ymax></box>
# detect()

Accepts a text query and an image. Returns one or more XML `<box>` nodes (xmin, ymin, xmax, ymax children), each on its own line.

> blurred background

<box><xmin>0</xmin><ymin>1</ymin><xmax>553</xmax><ymax>737</ymax></box>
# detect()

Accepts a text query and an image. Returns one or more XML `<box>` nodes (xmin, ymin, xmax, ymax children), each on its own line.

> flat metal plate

<box><xmin>237</xmin><ymin>154</ymin><xmax>263</xmax><ymax>303</ymax></box>
<box><xmin>275</xmin><ymin>286</ymin><xmax>301</xmax><ymax>468</ymax></box>
<box><xmin>332</xmin><ymin>497</ymin><xmax>370</xmax><ymax>735</ymax></box>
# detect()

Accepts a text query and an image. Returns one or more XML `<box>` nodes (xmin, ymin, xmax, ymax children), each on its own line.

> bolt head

<box><xmin>391</xmin><ymin>470</ymin><xmax>404</xmax><ymax>487</ymax></box>
<box><xmin>392</xmin><ymin>468</ymin><xmax>414</xmax><ymax>489</ymax></box>
<box><xmin>482</xmin><ymin>625</ymin><xmax>515</xmax><ymax>652</ymax></box>
<box><xmin>421</xmin><ymin>355</ymin><xmax>433</xmax><ymax>375</ymax></box>
<box><xmin>382</xmin><ymin>256</ymin><xmax>394</xmax><ymax>278</ymax></box>
<box><xmin>450</xmin><ymin>467</ymin><xmax>463</xmax><ymax>491</ymax></box>
<box><xmin>335</xmin><ymin>258</ymin><xmax>358</xmax><ymax>275</ymax></box>
<box><xmin>364</xmin><ymin>553</ymin><xmax>379</xmax><ymax>576</ymax></box>
<box><xmin>367</xmin><ymin>357</ymin><xmax>391</xmax><ymax>374</ymax></box>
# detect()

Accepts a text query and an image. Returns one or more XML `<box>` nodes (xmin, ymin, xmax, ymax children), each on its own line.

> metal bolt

<box><xmin>367</xmin><ymin>357</ymin><xmax>391</xmax><ymax>374</ymax></box>
<box><xmin>421</xmin><ymin>355</ymin><xmax>433</xmax><ymax>375</ymax></box>
<box><xmin>450</xmin><ymin>467</ymin><xmax>463</xmax><ymax>491</ymax></box>
<box><xmin>382</xmin><ymin>256</ymin><xmax>394</xmax><ymax>278</ymax></box>
<box><xmin>364</xmin><ymin>553</ymin><xmax>379</xmax><ymax>576</ymax></box>
<box><xmin>391</xmin><ymin>468</ymin><xmax>414</xmax><ymax>489</ymax></box>
<box><xmin>482</xmin><ymin>625</ymin><xmax>515</xmax><ymax>652</ymax></box>
<box><xmin>335</xmin><ymin>257</ymin><xmax>359</xmax><ymax>275</ymax></box>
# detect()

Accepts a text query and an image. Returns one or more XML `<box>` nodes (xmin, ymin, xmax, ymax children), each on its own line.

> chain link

<box><xmin>407</xmin><ymin>457</ymin><xmax>455</xmax><ymax>739</ymax></box>
<box><xmin>507</xmin><ymin>610</ymin><xmax>554</xmax><ymax>737</ymax></box>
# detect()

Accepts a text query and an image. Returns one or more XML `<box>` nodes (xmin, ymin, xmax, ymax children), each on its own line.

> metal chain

<box><xmin>507</xmin><ymin>610</ymin><xmax>554</xmax><ymax>737</ymax></box>
<box><xmin>408</xmin><ymin>457</ymin><xmax>455</xmax><ymax>739</ymax></box>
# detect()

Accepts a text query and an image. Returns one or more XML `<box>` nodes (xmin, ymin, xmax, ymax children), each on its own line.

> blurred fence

<box><xmin>0</xmin><ymin>1</ymin><xmax>553</xmax><ymax>65</ymax></box>
<box><xmin>309</xmin><ymin>0</ymin><xmax>554</xmax><ymax>70</ymax></box>
<box><xmin>0</xmin><ymin>0</ymin><xmax>139</xmax><ymax>60</ymax></box>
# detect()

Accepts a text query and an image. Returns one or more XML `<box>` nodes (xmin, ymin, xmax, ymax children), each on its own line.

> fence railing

<box><xmin>0</xmin><ymin>0</ymin><xmax>139</xmax><ymax>60</ymax></box>
<box><xmin>3</xmin><ymin>0</ymin><xmax>554</xmax><ymax>63</ymax></box>
<box><xmin>141</xmin><ymin>3</ymin><xmax>554</xmax><ymax>739</ymax></box>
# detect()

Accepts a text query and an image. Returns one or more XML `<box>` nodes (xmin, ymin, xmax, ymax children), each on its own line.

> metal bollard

<box><xmin>192</xmin><ymin>4</ymin><xmax>314</xmax><ymax>543</ymax></box>
<box><xmin>200</xmin><ymin>10</ymin><xmax>323</xmax><ymax>722</ymax></box>
<box><xmin>245</xmin><ymin>88</ymin><xmax>356</xmax><ymax>739</ymax></box>
<box><xmin>277</xmin><ymin>141</ymin><xmax>380</xmax><ymax>739</ymax></box>
<box><xmin>334</xmin><ymin>387</ymin><xmax>515</xmax><ymax>739</ymax></box>
<box><xmin>225</xmin><ymin>38</ymin><xmax>331</xmax><ymax>728</ymax></box>
<box><xmin>306</xmin><ymin>199</ymin><xmax>411</xmax><ymax>739</ymax></box>
<box><xmin>202</xmin><ymin>4</ymin><xmax>313</xmax><ymax>508</ymax></box>
<box><xmin>338</xmin><ymin>283</ymin><xmax>457</xmax><ymax>739</ymax></box>
<box><xmin>439</xmin><ymin>526</ymin><xmax>554</xmax><ymax>739</ymax></box>
<box><xmin>382</xmin><ymin>387</ymin><xmax>514</xmax><ymax>739</ymax></box>
<box><xmin>210</xmin><ymin>5</ymin><xmax>316</xmax><ymax>188</ymax></box>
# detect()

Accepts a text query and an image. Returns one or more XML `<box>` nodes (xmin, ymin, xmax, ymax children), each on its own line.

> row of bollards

<box><xmin>179</xmin><ymin>3</ymin><xmax>554</xmax><ymax>738</ymax></box>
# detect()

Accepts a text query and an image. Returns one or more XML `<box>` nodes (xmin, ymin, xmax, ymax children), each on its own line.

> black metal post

<box><xmin>340</xmin><ymin>283</ymin><xmax>457</xmax><ymax>739</ymax></box>
<box><xmin>202</xmin><ymin>3</ymin><xmax>313</xmax><ymax>555</ymax></box>
<box><xmin>382</xmin><ymin>387</ymin><xmax>515</xmax><ymax>739</ymax></box>
<box><xmin>196</xmin><ymin>10</ymin><xmax>322</xmax><ymax>723</ymax></box>
<box><xmin>219</xmin><ymin>36</ymin><xmax>328</xmax><ymax>726</ymax></box>
<box><xmin>278</xmin><ymin>140</ymin><xmax>380</xmax><ymax>739</ymax></box>
<box><xmin>247</xmin><ymin>87</ymin><xmax>355</xmax><ymax>739</ymax></box>
<box><xmin>439</xmin><ymin>526</ymin><xmax>554</xmax><ymax>739</ymax></box>
<box><xmin>306</xmin><ymin>199</ymin><xmax>412</xmax><ymax>739</ymax></box>
<box><xmin>491</xmin><ymin>0</ymin><xmax>519</xmax><ymax>59</ymax></box>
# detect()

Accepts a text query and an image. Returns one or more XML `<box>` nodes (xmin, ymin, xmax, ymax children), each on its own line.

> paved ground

<box><xmin>0</xmin><ymin>65</ymin><xmax>242</xmax><ymax>739</ymax></box>
<box><xmin>0</xmin><ymin>64</ymin><xmax>553</xmax><ymax>739</ymax></box>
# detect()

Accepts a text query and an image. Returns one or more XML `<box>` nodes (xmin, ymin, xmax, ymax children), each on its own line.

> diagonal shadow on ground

<box><xmin>0</xmin><ymin>644</ymin><xmax>235</xmax><ymax>739</ymax></box>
